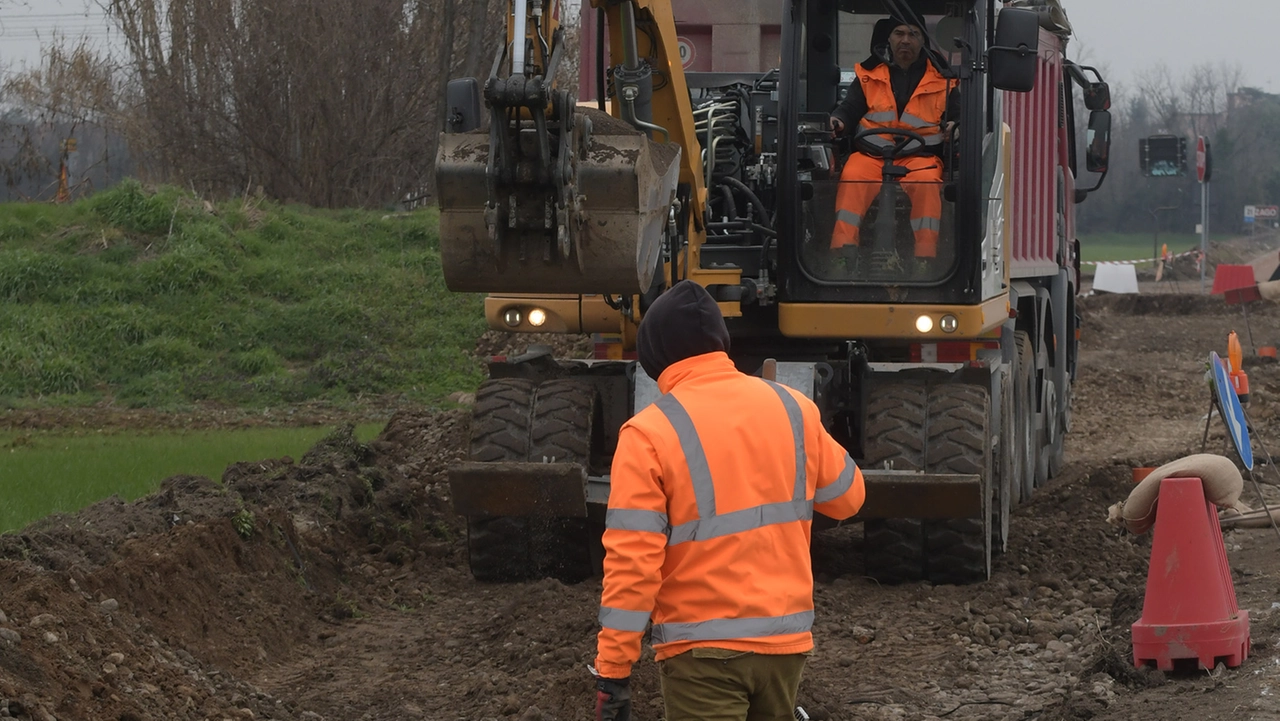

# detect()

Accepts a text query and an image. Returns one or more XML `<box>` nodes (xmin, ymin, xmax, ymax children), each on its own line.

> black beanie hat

<box><xmin>636</xmin><ymin>280</ymin><xmax>731</xmax><ymax>380</ymax></box>
<box><xmin>889</xmin><ymin>13</ymin><xmax>924</xmax><ymax>32</ymax></box>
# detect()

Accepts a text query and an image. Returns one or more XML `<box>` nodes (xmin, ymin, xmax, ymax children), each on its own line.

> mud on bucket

<box><xmin>435</xmin><ymin>110</ymin><xmax>682</xmax><ymax>296</ymax></box>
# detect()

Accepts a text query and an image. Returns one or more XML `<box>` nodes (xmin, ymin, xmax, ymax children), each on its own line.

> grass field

<box><xmin>0</xmin><ymin>183</ymin><xmax>477</xmax><ymax>533</ymax></box>
<box><xmin>0</xmin><ymin>181</ymin><xmax>487</xmax><ymax>410</ymax></box>
<box><xmin>0</xmin><ymin>424</ymin><xmax>383</xmax><ymax>533</ymax></box>
<box><xmin>1077</xmin><ymin>232</ymin><xmax>1224</xmax><ymax>264</ymax></box>
<box><xmin>0</xmin><ymin>184</ymin><xmax>1244</xmax><ymax>534</ymax></box>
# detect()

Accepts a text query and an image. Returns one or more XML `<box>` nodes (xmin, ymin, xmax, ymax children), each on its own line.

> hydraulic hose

<box><xmin>616</xmin><ymin>1</ymin><xmax>668</xmax><ymax>141</ymax></box>
<box><xmin>596</xmin><ymin>8</ymin><xmax>606</xmax><ymax>111</ymax></box>
<box><xmin>715</xmin><ymin>175</ymin><xmax>771</xmax><ymax>229</ymax></box>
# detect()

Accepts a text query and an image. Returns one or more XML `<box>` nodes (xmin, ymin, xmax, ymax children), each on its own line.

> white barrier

<box><xmin>1092</xmin><ymin>264</ymin><xmax>1140</xmax><ymax>294</ymax></box>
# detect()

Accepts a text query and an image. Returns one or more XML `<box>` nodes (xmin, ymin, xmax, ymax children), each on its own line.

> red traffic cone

<box><xmin>1132</xmin><ymin>477</ymin><xmax>1250</xmax><ymax>670</ymax></box>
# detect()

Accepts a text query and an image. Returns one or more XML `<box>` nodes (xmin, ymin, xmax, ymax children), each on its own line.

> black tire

<box><xmin>466</xmin><ymin>378</ymin><xmax>537</xmax><ymax>582</ymax></box>
<box><xmin>921</xmin><ymin>384</ymin><xmax>991</xmax><ymax>585</ymax></box>
<box><xmin>528</xmin><ymin>379</ymin><xmax>602</xmax><ymax>583</ymax></box>
<box><xmin>992</xmin><ymin>366</ymin><xmax>1014</xmax><ymax>554</ymax></box>
<box><xmin>1015</xmin><ymin>331</ymin><xmax>1037</xmax><ymax>502</ymax></box>
<box><xmin>1047</xmin><ymin>379</ymin><xmax>1068</xmax><ymax>478</ymax></box>
<box><xmin>863</xmin><ymin>384</ymin><xmax>928</xmax><ymax>583</ymax></box>
<box><xmin>862</xmin><ymin>382</ymin><xmax>991</xmax><ymax>584</ymax></box>
<box><xmin>864</xmin><ymin>518</ymin><xmax>926</xmax><ymax>583</ymax></box>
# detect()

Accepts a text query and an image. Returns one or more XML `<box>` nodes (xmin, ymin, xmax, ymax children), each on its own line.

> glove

<box><xmin>595</xmin><ymin>676</ymin><xmax>631</xmax><ymax>721</ymax></box>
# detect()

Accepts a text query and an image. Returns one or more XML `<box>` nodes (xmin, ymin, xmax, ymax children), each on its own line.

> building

<box><xmin>577</xmin><ymin>1</ymin><xmax>882</xmax><ymax>101</ymax></box>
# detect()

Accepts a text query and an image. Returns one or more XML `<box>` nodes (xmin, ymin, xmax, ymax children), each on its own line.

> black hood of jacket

<box><xmin>636</xmin><ymin>280</ymin><xmax>731</xmax><ymax>380</ymax></box>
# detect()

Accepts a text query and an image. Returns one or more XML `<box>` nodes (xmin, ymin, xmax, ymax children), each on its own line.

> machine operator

<box><xmin>828</xmin><ymin>15</ymin><xmax>958</xmax><ymax>259</ymax></box>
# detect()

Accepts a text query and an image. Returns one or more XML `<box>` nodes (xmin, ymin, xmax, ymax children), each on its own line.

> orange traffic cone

<box><xmin>1228</xmin><ymin>332</ymin><xmax>1250</xmax><ymax>405</ymax></box>
<box><xmin>1132</xmin><ymin>477</ymin><xmax>1250</xmax><ymax>670</ymax></box>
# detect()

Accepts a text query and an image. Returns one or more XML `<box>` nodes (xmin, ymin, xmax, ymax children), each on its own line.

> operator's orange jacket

<box><xmin>594</xmin><ymin>351</ymin><xmax>866</xmax><ymax>679</ymax></box>
<box><xmin>855</xmin><ymin>60</ymin><xmax>949</xmax><ymax>154</ymax></box>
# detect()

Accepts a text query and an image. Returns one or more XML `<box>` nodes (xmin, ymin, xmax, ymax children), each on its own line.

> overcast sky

<box><xmin>0</xmin><ymin>0</ymin><xmax>116</xmax><ymax>72</ymax></box>
<box><xmin>1065</xmin><ymin>0</ymin><xmax>1277</xmax><ymax>92</ymax></box>
<box><xmin>1</xmin><ymin>0</ymin><xmax>1276</xmax><ymax>93</ymax></box>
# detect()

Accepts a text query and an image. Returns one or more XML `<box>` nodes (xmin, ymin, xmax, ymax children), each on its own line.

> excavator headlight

<box><xmin>915</xmin><ymin>315</ymin><xmax>934</xmax><ymax>334</ymax></box>
<box><xmin>940</xmin><ymin>315</ymin><xmax>959</xmax><ymax>333</ymax></box>
<box><xmin>502</xmin><ymin>308</ymin><xmax>523</xmax><ymax>328</ymax></box>
<box><xmin>528</xmin><ymin>308</ymin><xmax>548</xmax><ymax>327</ymax></box>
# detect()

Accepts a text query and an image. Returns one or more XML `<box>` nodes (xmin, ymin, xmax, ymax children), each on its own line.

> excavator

<box><xmin>435</xmin><ymin>0</ymin><xmax>1112</xmax><ymax>584</ymax></box>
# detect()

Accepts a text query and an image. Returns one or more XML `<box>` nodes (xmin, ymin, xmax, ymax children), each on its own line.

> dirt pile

<box><xmin>0</xmin><ymin>412</ymin><xmax>469</xmax><ymax>721</ymax></box>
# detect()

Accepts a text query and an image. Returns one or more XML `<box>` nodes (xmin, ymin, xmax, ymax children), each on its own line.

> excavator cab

<box><xmin>783</xmin><ymin>1</ymin><xmax>985</xmax><ymax>307</ymax></box>
<box><xmin>808</xmin><ymin>13</ymin><xmax>959</xmax><ymax>285</ymax></box>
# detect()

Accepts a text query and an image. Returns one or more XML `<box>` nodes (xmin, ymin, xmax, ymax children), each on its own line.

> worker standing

<box><xmin>592</xmin><ymin>280</ymin><xmax>867</xmax><ymax>721</ymax></box>
<box><xmin>829</xmin><ymin>15</ymin><xmax>957</xmax><ymax>259</ymax></box>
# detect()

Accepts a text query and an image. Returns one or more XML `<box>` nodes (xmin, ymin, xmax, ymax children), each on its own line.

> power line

<box><xmin>0</xmin><ymin>18</ymin><xmax>113</xmax><ymax>26</ymax></box>
<box><xmin>0</xmin><ymin>13</ymin><xmax>111</xmax><ymax>18</ymax></box>
<box><xmin>0</xmin><ymin>25</ymin><xmax>116</xmax><ymax>30</ymax></box>
<box><xmin>0</xmin><ymin>30</ymin><xmax>119</xmax><ymax>37</ymax></box>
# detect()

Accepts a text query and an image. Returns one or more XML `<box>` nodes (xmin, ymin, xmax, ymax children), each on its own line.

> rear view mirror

<box><xmin>1084</xmin><ymin>82</ymin><xmax>1111</xmax><ymax>111</ymax></box>
<box><xmin>988</xmin><ymin>8</ymin><xmax>1039</xmax><ymax>92</ymax></box>
<box><xmin>1086</xmin><ymin>110</ymin><xmax>1111</xmax><ymax>174</ymax></box>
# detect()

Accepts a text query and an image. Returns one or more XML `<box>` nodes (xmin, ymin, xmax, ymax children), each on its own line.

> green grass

<box><xmin>1078</xmin><ymin>232</ymin><xmax>1227</xmax><ymax>265</ymax></box>
<box><xmin>0</xmin><ymin>180</ymin><xmax>487</xmax><ymax>409</ymax></box>
<box><xmin>0</xmin><ymin>424</ymin><xmax>383</xmax><ymax>533</ymax></box>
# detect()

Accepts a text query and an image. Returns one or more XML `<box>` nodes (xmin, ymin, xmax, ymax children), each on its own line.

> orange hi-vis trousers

<box><xmin>830</xmin><ymin>152</ymin><xmax>943</xmax><ymax>257</ymax></box>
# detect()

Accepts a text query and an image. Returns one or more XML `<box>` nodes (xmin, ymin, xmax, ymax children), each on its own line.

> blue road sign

<box><xmin>1210</xmin><ymin>351</ymin><xmax>1253</xmax><ymax>470</ymax></box>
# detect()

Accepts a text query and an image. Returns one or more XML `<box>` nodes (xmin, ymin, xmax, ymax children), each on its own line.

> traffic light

<box><xmin>1139</xmin><ymin>135</ymin><xmax>1187</xmax><ymax>177</ymax></box>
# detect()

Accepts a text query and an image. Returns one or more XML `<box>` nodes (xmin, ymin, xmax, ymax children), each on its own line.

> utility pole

<box><xmin>1200</xmin><ymin>181</ymin><xmax>1209</xmax><ymax>292</ymax></box>
<box><xmin>1196</xmin><ymin>135</ymin><xmax>1212</xmax><ymax>293</ymax></box>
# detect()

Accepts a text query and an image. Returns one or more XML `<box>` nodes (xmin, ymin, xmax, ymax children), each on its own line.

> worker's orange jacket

<box><xmin>594</xmin><ymin>351</ymin><xmax>866</xmax><ymax>679</ymax></box>
<box><xmin>855</xmin><ymin>60</ymin><xmax>948</xmax><ymax>156</ymax></box>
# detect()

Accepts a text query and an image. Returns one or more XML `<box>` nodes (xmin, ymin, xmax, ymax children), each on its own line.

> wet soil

<box><xmin>5</xmin><ymin>290</ymin><xmax>1280</xmax><ymax>719</ymax></box>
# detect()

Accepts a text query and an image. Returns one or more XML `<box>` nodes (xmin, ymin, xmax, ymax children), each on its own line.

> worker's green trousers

<box><xmin>659</xmin><ymin>648</ymin><xmax>807</xmax><ymax>721</ymax></box>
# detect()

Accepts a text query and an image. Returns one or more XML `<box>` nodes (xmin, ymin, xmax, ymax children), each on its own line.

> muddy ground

<box><xmin>5</xmin><ymin>290</ymin><xmax>1280</xmax><ymax>720</ymax></box>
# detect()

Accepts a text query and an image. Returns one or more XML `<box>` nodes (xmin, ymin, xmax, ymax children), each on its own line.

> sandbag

<box><xmin>1107</xmin><ymin>454</ymin><xmax>1243</xmax><ymax>535</ymax></box>
<box><xmin>1257</xmin><ymin>279</ymin><xmax>1280</xmax><ymax>302</ymax></box>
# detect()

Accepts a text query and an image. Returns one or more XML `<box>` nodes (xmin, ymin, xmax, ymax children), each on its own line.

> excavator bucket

<box><xmin>436</xmin><ymin>107</ymin><xmax>681</xmax><ymax>296</ymax></box>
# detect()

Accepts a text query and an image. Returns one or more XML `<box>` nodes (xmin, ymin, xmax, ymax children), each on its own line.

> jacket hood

<box><xmin>636</xmin><ymin>280</ymin><xmax>730</xmax><ymax>380</ymax></box>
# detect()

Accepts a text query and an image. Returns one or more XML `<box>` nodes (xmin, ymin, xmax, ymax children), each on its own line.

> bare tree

<box><xmin>1178</xmin><ymin>62</ymin><xmax>1243</xmax><ymax>138</ymax></box>
<box><xmin>1077</xmin><ymin>60</ymin><xmax>1278</xmax><ymax>236</ymax></box>
<box><xmin>1132</xmin><ymin>63</ymin><xmax>1181</xmax><ymax>131</ymax></box>
<box><xmin>0</xmin><ymin>35</ymin><xmax>128</xmax><ymax>200</ymax></box>
<box><xmin>103</xmin><ymin>0</ymin><xmax>508</xmax><ymax>208</ymax></box>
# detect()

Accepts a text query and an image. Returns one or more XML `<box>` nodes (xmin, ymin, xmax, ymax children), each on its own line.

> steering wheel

<box><xmin>851</xmin><ymin>127</ymin><xmax>928</xmax><ymax>158</ymax></box>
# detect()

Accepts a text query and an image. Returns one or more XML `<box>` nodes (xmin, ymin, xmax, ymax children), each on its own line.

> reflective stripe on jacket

<box><xmin>594</xmin><ymin>351</ymin><xmax>866</xmax><ymax>679</ymax></box>
<box><xmin>856</xmin><ymin>60</ymin><xmax>948</xmax><ymax>156</ymax></box>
